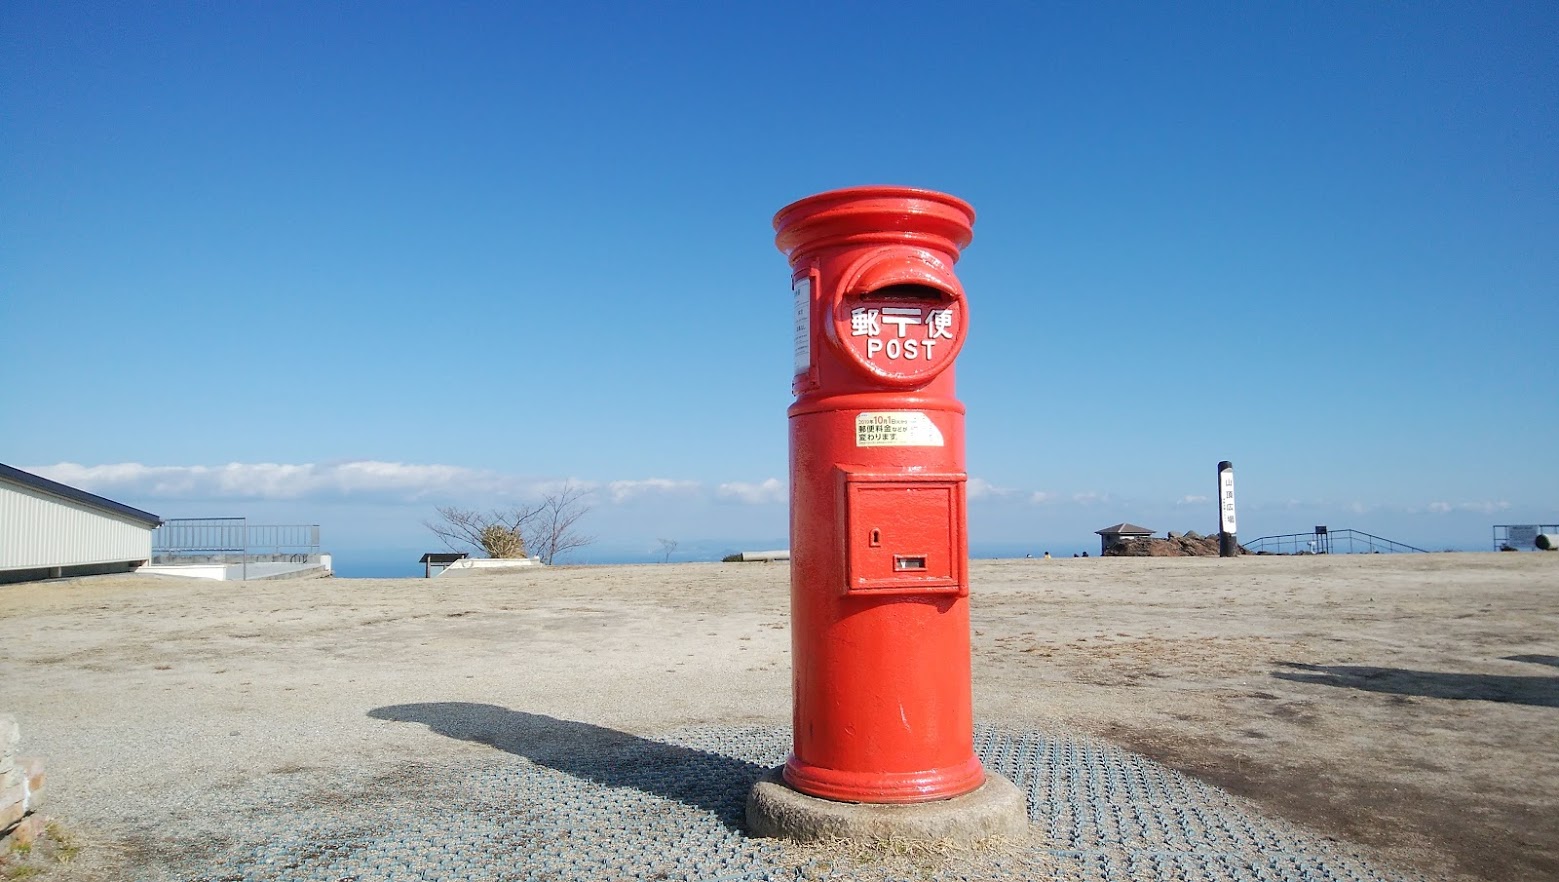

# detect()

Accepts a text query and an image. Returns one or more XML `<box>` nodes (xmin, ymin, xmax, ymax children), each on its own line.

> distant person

<box><xmin>1043</xmin><ymin>551</ymin><xmax>1051</xmax><ymax>559</ymax></box>
<box><xmin>1082</xmin><ymin>551</ymin><xmax>1089</xmax><ymax>557</ymax></box>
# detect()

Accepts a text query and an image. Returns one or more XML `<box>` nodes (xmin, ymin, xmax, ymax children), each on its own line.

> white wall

<box><xmin>438</xmin><ymin>557</ymin><xmax>539</xmax><ymax>574</ymax></box>
<box><xmin>0</xmin><ymin>480</ymin><xmax>154</xmax><ymax>571</ymax></box>
<box><xmin>135</xmin><ymin>564</ymin><xmax>228</xmax><ymax>581</ymax></box>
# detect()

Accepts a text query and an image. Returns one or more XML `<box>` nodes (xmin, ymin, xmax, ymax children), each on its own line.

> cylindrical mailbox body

<box><xmin>776</xmin><ymin>186</ymin><xmax>983</xmax><ymax>804</ymax></box>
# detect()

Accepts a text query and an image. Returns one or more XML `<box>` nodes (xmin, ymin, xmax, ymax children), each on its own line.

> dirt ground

<box><xmin>0</xmin><ymin>553</ymin><xmax>1554</xmax><ymax>881</ymax></box>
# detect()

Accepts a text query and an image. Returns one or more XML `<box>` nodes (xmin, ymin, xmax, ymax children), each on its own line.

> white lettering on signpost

<box><xmin>1219</xmin><ymin>469</ymin><xmax>1237</xmax><ymax>533</ymax></box>
<box><xmin>854</xmin><ymin>305</ymin><xmax>955</xmax><ymax>362</ymax></box>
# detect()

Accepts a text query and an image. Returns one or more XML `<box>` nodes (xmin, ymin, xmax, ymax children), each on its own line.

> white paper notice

<box><xmin>793</xmin><ymin>278</ymin><xmax>811</xmax><ymax>375</ymax></box>
<box><xmin>855</xmin><ymin>412</ymin><xmax>945</xmax><ymax>447</ymax></box>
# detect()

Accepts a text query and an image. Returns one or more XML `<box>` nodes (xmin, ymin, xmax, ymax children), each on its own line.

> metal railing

<box><xmin>152</xmin><ymin>518</ymin><xmax>321</xmax><ymax>580</ymax></box>
<box><xmin>1241</xmin><ymin>528</ymin><xmax>1428</xmax><ymax>555</ymax></box>
<box><xmin>1492</xmin><ymin>524</ymin><xmax>1559</xmax><ymax>551</ymax></box>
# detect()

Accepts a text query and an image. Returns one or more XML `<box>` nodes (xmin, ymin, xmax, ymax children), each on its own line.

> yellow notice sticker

<box><xmin>855</xmin><ymin>412</ymin><xmax>944</xmax><ymax>447</ymax></box>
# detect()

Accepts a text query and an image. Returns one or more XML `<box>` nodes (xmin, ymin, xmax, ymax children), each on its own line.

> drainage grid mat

<box><xmin>144</xmin><ymin>724</ymin><xmax>1420</xmax><ymax>882</ymax></box>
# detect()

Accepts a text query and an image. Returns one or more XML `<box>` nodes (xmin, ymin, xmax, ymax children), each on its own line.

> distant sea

<box><xmin>329</xmin><ymin>541</ymin><xmax>1090</xmax><ymax>579</ymax></box>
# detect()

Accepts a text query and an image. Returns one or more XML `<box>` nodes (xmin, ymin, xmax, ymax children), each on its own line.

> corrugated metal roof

<box><xmin>420</xmin><ymin>552</ymin><xmax>468</xmax><ymax>564</ymax></box>
<box><xmin>1095</xmin><ymin>522</ymin><xmax>1154</xmax><ymax>536</ymax></box>
<box><xmin>0</xmin><ymin>463</ymin><xmax>162</xmax><ymax>527</ymax></box>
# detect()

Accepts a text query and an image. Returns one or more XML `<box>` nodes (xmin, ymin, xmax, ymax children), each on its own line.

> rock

<box><xmin>0</xmin><ymin>715</ymin><xmax>17</xmax><ymax>773</ymax></box>
<box><xmin>0</xmin><ymin>813</ymin><xmax>47</xmax><ymax>852</ymax></box>
<box><xmin>0</xmin><ymin>782</ymin><xmax>25</xmax><ymax>830</ymax></box>
<box><xmin>0</xmin><ymin>749</ymin><xmax>44</xmax><ymax>831</ymax></box>
<box><xmin>1103</xmin><ymin>534</ymin><xmax>1246</xmax><ymax>557</ymax></box>
<box><xmin>20</xmin><ymin>758</ymin><xmax>43</xmax><ymax>811</ymax></box>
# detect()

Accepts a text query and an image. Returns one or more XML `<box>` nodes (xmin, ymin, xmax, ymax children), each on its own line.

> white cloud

<box><xmin>1177</xmin><ymin>494</ymin><xmax>1209</xmax><ymax>505</ymax></box>
<box><xmin>29</xmin><ymin>461</ymin><xmax>467</xmax><ymax>501</ymax></box>
<box><xmin>606</xmin><ymin>478</ymin><xmax>702</xmax><ymax>503</ymax></box>
<box><xmin>330</xmin><ymin>460</ymin><xmax>473</xmax><ymax>489</ymax></box>
<box><xmin>716</xmin><ymin>478</ymin><xmax>785</xmax><ymax>505</ymax></box>
<box><xmin>29</xmin><ymin>461</ymin><xmax>657</xmax><ymax>506</ymax></box>
<box><xmin>1071</xmin><ymin>492</ymin><xmax>1111</xmax><ymax>505</ymax></box>
<box><xmin>1426</xmin><ymin>500</ymin><xmax>1510</xmax><ymax>515</ymax></box>
<box><xmin>1029</xmin><ymin>491</ymin><xmax>1054</xmax><ymax>504</ymax></box>
<box><xmin>966</xmin><ymin>478</ymin><xmax>1015</xmax><ymax>501</ymax></box>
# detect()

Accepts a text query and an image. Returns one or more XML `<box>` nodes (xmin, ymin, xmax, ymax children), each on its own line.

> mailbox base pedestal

<box><xmin>745</xmin><ymin>768</ymin><xmax>1029</xmax><ymax>845</ymax></box>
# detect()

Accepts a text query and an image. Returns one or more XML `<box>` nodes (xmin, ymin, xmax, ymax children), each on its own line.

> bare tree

<box><xmin>423</xmin><ymin>506</ymin><xmax>535</xmax><ymax>559</ymax></box>
<box><xmin>527</xmin><ymin>482</ymin><xmax>595</xmax><ymax>565</ymax></box>
<box><xmin>423</xmin><ymin>482</ymin><xmax>595</xmax><ymax>565</ymax></box>
<box><xmin>656</xmin><ymin>538</ymin><xmax>677</xmax><ymax>563</ymax></box>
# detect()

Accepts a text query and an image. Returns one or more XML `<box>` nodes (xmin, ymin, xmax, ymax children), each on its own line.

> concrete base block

<box><xmin>745</xmin><ymin>767</ymin><xmax>1030</xmax><ymax>844</ymax></box>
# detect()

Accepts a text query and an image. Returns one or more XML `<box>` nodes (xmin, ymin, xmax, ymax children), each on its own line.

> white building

<box><xmin>0</xmin><ymin>463</ymin><xmax>162</xmax><ymax>584</ymax></box>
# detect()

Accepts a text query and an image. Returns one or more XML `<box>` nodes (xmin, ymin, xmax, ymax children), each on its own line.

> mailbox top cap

<box><xmin>774</xmin><ymin>186</ymin><xmax>975</xmax><ymax>260</ymax></box>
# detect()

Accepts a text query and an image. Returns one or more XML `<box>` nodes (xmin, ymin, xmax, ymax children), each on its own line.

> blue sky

<box><xmin>4</xmin><ymin>2</ymin><xmax>1555</xmax><ymax>569</ymax></box>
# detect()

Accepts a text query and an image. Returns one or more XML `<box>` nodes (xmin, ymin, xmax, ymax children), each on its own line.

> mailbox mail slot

<box><xmin>825</xmin><ymin>247</ymin><xmax>967</xmax><ymax>389</ymax></box>
<box><xmin>841</xmin><ymin>469</ymin><xmax>967</xmax><ymax>596</ymax></box>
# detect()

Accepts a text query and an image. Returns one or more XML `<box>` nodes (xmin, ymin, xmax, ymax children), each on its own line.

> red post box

<box><xmin>776</xmin><ymin>186</ymin><xmax>982</xmax><ymax>804</ymax></box>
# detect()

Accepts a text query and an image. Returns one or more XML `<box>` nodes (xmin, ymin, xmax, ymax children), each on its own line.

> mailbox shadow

<box><xmin>1272</xmin><ymin>662</ymin><xmax>1559</xmax><ymax>708</ymax></box>
<box><xmin>368</xmin><ymin>702</ymin><xmax>768</xmax><ymax>829</ymax></box>
<box><xmin>1502</xmin><ymin>654</ymin><xmax>1559</xmax><ymax>669</ymax></box>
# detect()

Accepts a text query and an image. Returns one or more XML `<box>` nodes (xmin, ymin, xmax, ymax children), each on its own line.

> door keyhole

<box><xmin>869</xmin><ymin>529</ymin><xmax>881</xmax><ymax>547</ymax></box>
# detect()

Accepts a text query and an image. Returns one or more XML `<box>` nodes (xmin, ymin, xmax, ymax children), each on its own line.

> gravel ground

<box><xmin>0</xmin><ymin>554</ymin><xmax>1553</xmax><ymax>881</ymax></box>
